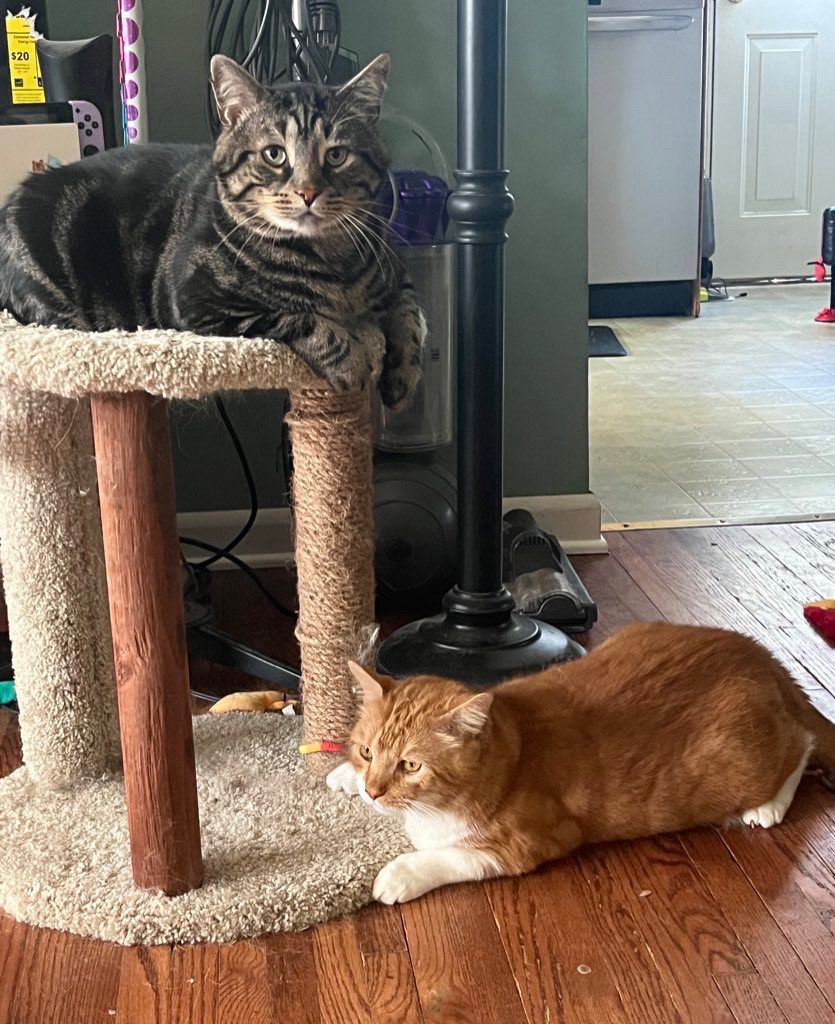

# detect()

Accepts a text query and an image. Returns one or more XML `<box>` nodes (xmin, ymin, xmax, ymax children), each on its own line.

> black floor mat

<box><xmin>589</xmin><ymin>325</ymin><xmax>627</xmax><ymax>357</ymax></box>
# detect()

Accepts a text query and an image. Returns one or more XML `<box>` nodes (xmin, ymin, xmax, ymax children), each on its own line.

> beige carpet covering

<box><xmin>0</xmin><ymin>310</ymin><xmax>383</xmax><ymax>398</ymax></box>
<box><xmin>0</xmin><ymin>713</ymin><xmax>408</xmax><ymax>945</ymax></box>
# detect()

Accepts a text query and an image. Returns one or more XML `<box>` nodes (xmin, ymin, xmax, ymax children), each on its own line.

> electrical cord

<box><xmin>193</xmin><ymin>396</ymin><xmax>258</xmax><ymax>569</ymax></box>
<box><xmin>177</xmin><ymin>397</ymin><xmax>296</xmax><ymax>620</ymax></box>
<box><xmin>707</xmin><ymin>277</ymin><xmax>730</xmax><ymax>300</ymax></box>
<box><xmin>243</xmin><ymin>0</ymin><xmax>273</xmax><ymax>68</ymax></box>
<box><xmin>207</xmin><ymin>0</ymin><xmax>284</xmax><ymax>133</ymax></box>
<box><xmin>206</xmin><ymin>0</ymin><xmax>340</xmax><ymax>134</ymax></box>
<box><xmin>180</xmin><ymin>536</ymin><xmax>297</xmax><ymax>619</ymax></box>
<box><xmin>308</xmin><ymin>2</ymin><xmax>341</xmax><ymax>72</ymax></box>
<box><xmin>281</xmin><ymin>2</ymin><xmax>331</xmax><ymax>82</ymax></box>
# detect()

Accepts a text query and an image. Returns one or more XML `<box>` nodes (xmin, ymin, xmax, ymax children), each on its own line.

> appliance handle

<box><xmin>588</xmin><ymin>14</ymin><xmax>695</xmax><ymax>32</ymax></box>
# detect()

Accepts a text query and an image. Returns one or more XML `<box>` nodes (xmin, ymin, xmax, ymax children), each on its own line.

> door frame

<box><xmin>693</xmin><ymin>0</ymin><xmax>713</xmax><ymax>314</ymax></box>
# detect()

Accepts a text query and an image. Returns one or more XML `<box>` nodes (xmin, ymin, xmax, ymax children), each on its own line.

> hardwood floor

<box><xmin>2</xmin><ymin>522</ymin><xmax>835</xmax><ymax>1023</ymax></box>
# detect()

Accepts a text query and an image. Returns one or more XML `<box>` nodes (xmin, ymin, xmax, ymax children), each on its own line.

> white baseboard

<box><xmin>178</xmin><ymin>492</ymin><xmax>606</xmax><ymax>569</ymax></box>
<box><xmin>178</xmin><ymin>508</ymin><xmax>294</xmax><ymax>569</ymax></box>
<box><xmin>503</xmin><ymin>493</ymin><xmax>607</xmax><ymax>555</ymax></box>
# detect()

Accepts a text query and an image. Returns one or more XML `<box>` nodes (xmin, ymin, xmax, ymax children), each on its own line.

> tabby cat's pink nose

<box><xmin>366</xmin><ymin>784</ymin><xmax>387</xmax><ymax>800</ymax></box>
<box><xmin>296</xmin><ymin>189</ymin><xmax>321</xmax><ymax>208</ymax></box>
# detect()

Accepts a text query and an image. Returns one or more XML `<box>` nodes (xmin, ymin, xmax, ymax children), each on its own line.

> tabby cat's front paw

<box><xmin>320</xmin><ymin>337</ymin><xmax>371</xmax><ymax>393</ymax></box>
<box><xmin>289</xmin><ymin>319</ymin><xmax>378</xmax><ymax>393</ymax></box>
<box><xmin>379</xmin><ymin>354</ymin><xmax>422</xmax><ymax>410</ymax></box>
<box><xmin>380</xmin><ymin>307</ymin><xmax>426</xmax><ymax>409</ymax></box>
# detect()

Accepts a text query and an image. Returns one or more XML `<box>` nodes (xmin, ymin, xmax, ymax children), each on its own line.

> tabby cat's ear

<box><xmin>348</xmin><ymin>661</ymin><xmax>392</xmax><ymax>703</ymax></box>
<box><xmin>336</xmin><ymin>53</ymin><xmax>390</xmax><ymax>121</ymax></box>
<box><xmin>210</xmin><ymin>55</ymin><xmax>266</xmax><ymax>127</ymax></box>
<box><xmin>436</xmin><ymin>692</ymin><xmax>494</xmax><ymax>740</ymax></box>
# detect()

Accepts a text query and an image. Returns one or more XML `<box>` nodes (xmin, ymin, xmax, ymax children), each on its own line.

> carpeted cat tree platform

<box><xmin>0</xmin><ymin>312</ymin><xmax>407</xmax><ymax>945</ymax></box>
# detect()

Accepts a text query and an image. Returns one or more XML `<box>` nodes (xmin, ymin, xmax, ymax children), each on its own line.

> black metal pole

<box><xmin>377</xmin><ymin>0</ymin><xmax>583</xmax><ymax>684</ymax></box>
<box><xmin>454</xmin><ymin>0</ymin><xmax>511</xmax><ymax>595</ymax></box>
<box><xmin>457</xmin><ymin>240</ymin><xmax>505</xmax><ymax>594</ymax></box>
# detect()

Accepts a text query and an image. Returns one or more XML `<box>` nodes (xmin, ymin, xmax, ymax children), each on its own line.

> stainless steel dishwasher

<box><xmin>588</xmin><ymin>0</ymin><xmax>705</xmax><ymax>316</ymax></box>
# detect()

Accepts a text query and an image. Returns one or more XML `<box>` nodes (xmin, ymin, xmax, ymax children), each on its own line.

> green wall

<box><xmin>51</xmin><ymin>0</ymin><xmax>589</xmax><ymax>504</ymax></box>
<box><xmin>340</xmin><ymin>1</ymin><xmax>589</xmax><ymax>497</ymax></box>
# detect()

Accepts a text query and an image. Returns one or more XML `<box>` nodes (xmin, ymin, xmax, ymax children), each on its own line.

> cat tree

<box><xmin>0</xmin><ymin>312</ymin><xmax>407</xmax><ymax>944</ymax></box>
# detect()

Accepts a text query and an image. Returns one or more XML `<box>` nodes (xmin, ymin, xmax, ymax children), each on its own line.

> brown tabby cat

<box><xmin>327</xmin><ymin>622</ymin><xmax>835</xmax><ymax>904</ymax></box>
<box><xmin>0</xmin><ymin>54</ymin><xmax>425</xmax><ymax>407</ymax></box>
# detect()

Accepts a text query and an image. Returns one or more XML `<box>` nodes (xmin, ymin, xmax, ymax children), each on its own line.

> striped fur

<box><xmin>0</xmin><ymin>54</ymin><xmax>425</xmax><ymax>405</ymax></box>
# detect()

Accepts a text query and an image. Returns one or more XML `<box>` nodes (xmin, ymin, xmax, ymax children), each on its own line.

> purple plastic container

<box><xmin>380</xmin><ymin>170</ymin><xmax>451</xmax><ymax>245</ymax></box>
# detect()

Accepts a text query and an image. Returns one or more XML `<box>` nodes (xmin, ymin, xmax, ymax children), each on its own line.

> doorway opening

<box><xmin>589</xmin><ymin>0</ymin><xmax>835</xmax><ymax>530</ymax></box>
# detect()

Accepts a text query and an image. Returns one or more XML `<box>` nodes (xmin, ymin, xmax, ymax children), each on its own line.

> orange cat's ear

<box><xmin>348</xmin><ymin>661</ymin><xmax>392</xmax><ymax>702</ymax></box>
<box><xmin>436</xmin><ymin>692</ymin><xmax>494</xmax><ymax>740</ymax></box>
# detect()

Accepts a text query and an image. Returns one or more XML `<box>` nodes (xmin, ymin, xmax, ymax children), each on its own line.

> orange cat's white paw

<box><xmin>373</xmin><ymin>853</ymin><xmax>434</xmax><ymax>904</ymax></box>
<box><xmin>741</xmin><ymin>792</ymin><xmax>795</xmax><ymax>828</ymax></box>
<box><xmin>741</xmin><ymin>803</ymin><xmax>784</xmax><ymax>828</ymax></box>
<box><xmin>372</xmin><ymin>848</ymin><xmax>500</xmax><ymax>904</ymax></box>
<box><xmin>741</xmin><ymin>746</ymin><xmax>810</xmax><ymax>829</ymax></box>
<box><xmin>741</xmin><ymin>800</ymin><xmax>788</xmax><ymax>828</ymax></box>
<box><xmin>326</xmin><ymin>761</ymin><xmax>360</xmax><ymax>796</ymax></box>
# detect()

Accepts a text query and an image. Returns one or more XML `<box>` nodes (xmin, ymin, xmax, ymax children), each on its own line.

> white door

<box><xmin>711</xmin><ymin>0</ymin><xmax>835</xmax><ymax>279</ymax></box>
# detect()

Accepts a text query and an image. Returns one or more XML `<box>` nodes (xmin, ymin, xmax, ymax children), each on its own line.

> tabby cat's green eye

<box><xmin>400</xmin><ymin>759</ymin><xmax>421</xmax><ymax>774</ymax></box>
<box><xmin>325</xmin><ymin>147</ymin><xmax>348</xmax><ymax>167</ymax></box>
<box><xmin>262</xmin><ymin>145</ymin><xmax>287</xmax><ymax>167</ymax></box>
<box><xmin>359</xmin><ymin>744</ymin><xmax>372</xmax><ymax>761</ymax></box>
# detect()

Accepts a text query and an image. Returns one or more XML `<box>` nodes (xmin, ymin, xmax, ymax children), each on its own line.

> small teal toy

<box><xmin>0</xmin><ymin>681</ymin><xmax>15</xmax><ymax>705</ymax></box>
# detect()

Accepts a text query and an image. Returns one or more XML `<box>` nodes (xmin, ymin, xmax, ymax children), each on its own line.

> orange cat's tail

<box><xmin>803</xmin><ymin>702</ymin><xmax>835</xmax><ymax>790</ymax></box>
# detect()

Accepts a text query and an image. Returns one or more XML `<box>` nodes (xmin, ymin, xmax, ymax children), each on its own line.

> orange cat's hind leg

<box><xmin>740</xmin><ymin>741</ymin><xmax>812</xmax><ymax>829</ymax></box>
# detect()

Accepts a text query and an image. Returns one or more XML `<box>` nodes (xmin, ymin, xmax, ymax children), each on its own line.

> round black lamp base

<box><xmin>376</xmin><ymin>587</ymin><xmax>585</xmax><ymax>686</ymax></box>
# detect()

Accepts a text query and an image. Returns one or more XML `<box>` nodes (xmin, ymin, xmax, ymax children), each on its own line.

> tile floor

<box><xmin>590</xmin><ymin>283</ymin><xmax>835</xmax><ymax>525</ymax></box>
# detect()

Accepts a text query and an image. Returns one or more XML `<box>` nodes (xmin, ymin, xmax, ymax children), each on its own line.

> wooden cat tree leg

<box><xmin>90</xmin><ymin>391</ymin><xmax>203</xmax><ymax>896</ymax></box>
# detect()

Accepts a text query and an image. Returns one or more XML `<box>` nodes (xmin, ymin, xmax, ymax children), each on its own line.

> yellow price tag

<box><xmin>5</xmin><ymin>13</ymin><xmax>46</xmax><ymax>104</ymax></box>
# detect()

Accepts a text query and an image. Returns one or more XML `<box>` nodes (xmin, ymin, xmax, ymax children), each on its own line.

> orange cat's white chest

<box><xmin>403</xmin><ymin>806</ymin><xmax>472</xmax><ymax>850</ymax></box>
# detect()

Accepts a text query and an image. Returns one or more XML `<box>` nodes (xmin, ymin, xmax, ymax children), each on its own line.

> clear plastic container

<box><xmin>374</xmin><ymin>242</ymin><xmax>454</xmax><ymax>451</ymax></box>
<box><xmin>373</xmin><ymin>109</ymin><xmax>455</xmax><ymax>452</ymax></box>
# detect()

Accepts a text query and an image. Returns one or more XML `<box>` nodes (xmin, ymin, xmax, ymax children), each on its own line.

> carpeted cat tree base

<box><xmin>0</xmin><ymin>312</ymin><xmax>395</xmax><ymax>942</ymax></box>
<box><xmin>0</xmin><ymin>715</ymin><xmax>407</xmax><ymax>945</ymax></box>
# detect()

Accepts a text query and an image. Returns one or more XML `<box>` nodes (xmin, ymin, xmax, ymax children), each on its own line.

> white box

<box><xmin>0</xmin><ymin>123</ymin><xmax>81</xmax><ymax>205</ymax></box>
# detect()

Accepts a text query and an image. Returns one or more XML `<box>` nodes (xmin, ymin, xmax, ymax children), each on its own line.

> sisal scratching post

<box><xmin>0</xmin><ymin>390</ymin><xmax>119</xmax><ymax>785</ymax></box>
<box><xmin>289</xmin><ymin>388</ymin><xmax>375</xmax><ymax>775</ymax></box>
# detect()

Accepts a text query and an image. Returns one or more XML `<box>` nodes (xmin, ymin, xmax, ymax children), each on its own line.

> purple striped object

<box><xmin>117</xmin><ymin>0</ymin><xmax>148</xmax><ymax>143</ymax></box>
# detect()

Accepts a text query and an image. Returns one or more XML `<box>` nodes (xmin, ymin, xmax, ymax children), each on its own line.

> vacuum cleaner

<box><xmin>371</xmin><ymin>115</ymin><xmax>596</xmax><ymax>632</ymax></box>
<box><xmin>503</xmin><ymin>509</ymin><xmax>596</xmax><ymax>634</ymax></box>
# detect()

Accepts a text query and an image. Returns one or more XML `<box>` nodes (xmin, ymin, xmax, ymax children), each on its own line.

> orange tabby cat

<box><xmin>327</xmin><ymin>622</ymin><xmax>835</xmax><ymax>904</ymax></box>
